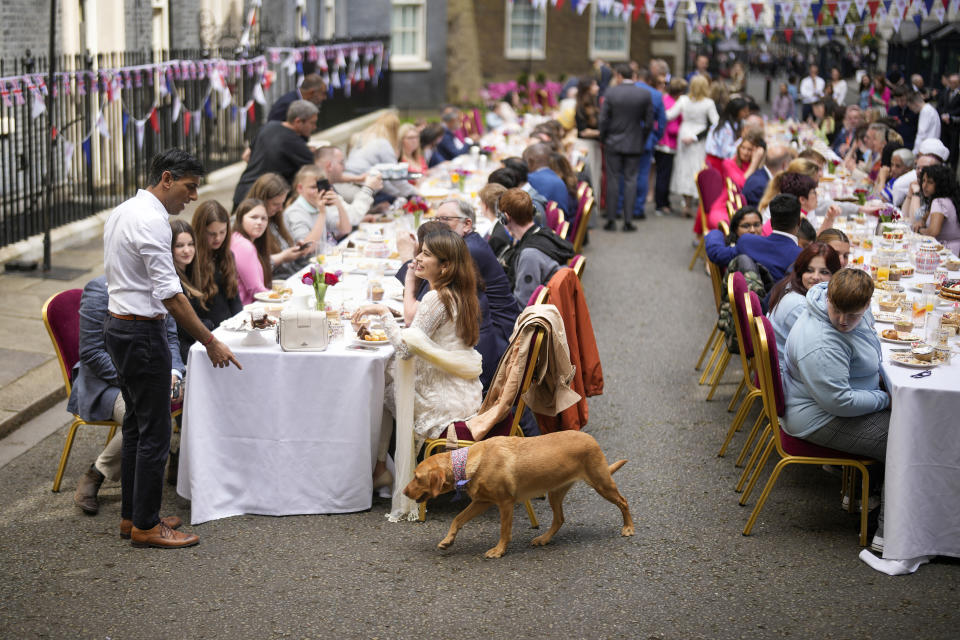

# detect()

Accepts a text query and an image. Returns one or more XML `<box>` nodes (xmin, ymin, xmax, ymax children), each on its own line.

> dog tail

<box><xmin>608</xmin><ymin>460</ymin><xmax>627</xmax><ymax>475</ymax></box>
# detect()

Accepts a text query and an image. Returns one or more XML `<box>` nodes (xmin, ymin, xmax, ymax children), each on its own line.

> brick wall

<box><xmin>0</xmin><ymin>0</ymin><xmax>62</xmax><ymax>63</ymax></box>
<box><xmin>170</xmin><ymin>0</ymin><xmax>202</xmax><ymax>50</ymax></box>
<box><xmin>124</xmin><ymin>0</ymin><xmax>153</xmax><ymax>52</ymax></box>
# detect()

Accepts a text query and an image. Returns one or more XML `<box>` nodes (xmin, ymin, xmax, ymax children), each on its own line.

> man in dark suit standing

<box><xmin>939</xmin><ymin>73</ymin><xmax>960</xmax><ymax>169</ymax></box>
<box><xmin>599</xmin><ymin>63</ymin><xmax>653</xmax><ymax>232</ymax></box>
<box><xmin>267</xmin><ymin>74</ymin><xmax>327</xmax><ymax>122</ymax></box>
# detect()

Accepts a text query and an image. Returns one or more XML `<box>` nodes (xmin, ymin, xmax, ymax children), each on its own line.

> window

<box><xmin>323</xmin><ymin>0</ymin><xmax>336</xmax><ymax>39</ymax></box>
<box><xmin>504</xmin><ymin>0</ymin><xmax>546</xmax><ymax>60</ymax></box>
<box><xmin>391</xmin><ymin>0</ymin><xmax>430</xmax><ymax>70</ymax></box>
<box><xmin>589</xmin><ymin>4</ymin><xmax>630</xmax><ymax>61</ymax></box>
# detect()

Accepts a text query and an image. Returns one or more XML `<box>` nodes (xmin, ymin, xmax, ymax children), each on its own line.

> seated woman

<box><xmin>782</xmin><ymin>269</ymin><xmax>889</xmax><ymax>551</ymax></box>
<box><xmin>243</xmin><ymin>173</ymin><xmax>311</xmax><ymax>280</ymax></box>
<box><xmin>817</xmin><ymin>228</ymin><xmax>851</xmax><ymax>267</ymax></box>
<box><xmin>704</xmin><ymin>205</ymin><xmax>763</xmax><ymax>269</ymax></box>
<box><xmin>906</xmin><ymin>164</ymin><xmax>960</xmax><ymax>254</ymax></box>
<box><xmin>768</xmin><ymin>242</ymin><xmax>841</xmax><ymax>358</ymax></box>
<box><xmin>398</xmin><ymin>122</ymin><xmax>427</xmax><ymax>175</ymax></box>
<box><xmin>170</xmin><ymin>219</ymin><xmax>204</xmax><ymax>364</ymax></box>
<box><xmin>722</xmin><ymin>132</ymin><xmax>765</xmax><ymax>191</ymax></box>
<box><xmin>353</xmin><ymin>229</ymin><xmax>483</xmax><ymax>489</ymax></box>
<box><xmin>345</xmin><ymin>112</ymin><xmax>417</xmax><ymax>200</ymax></box>
<box><xmin>230</xmin><ymin>198</ymin><xmax>272</xmax><ymax>305</ymax></box>
<box><xmin>283</xmin><ymin>165</ymin><xmax>352</xmax><ymax>250</ymax></box>
<box><xmin>181</xmin><ymin>201</ymin><xmax>243</xmax><ymax>358</ymax></box>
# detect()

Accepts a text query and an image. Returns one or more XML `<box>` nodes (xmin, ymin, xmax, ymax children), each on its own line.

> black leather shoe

<box><xmin>603</xmin><ymin>220</ymin><xmax>617</xmax><ymax>231</ymax></box>
<box><xmin>622</xmin><ymin>222</ymin><xmax>638</xmax><ymax>232</ymax></box>
<box><xmin>74</xmin><ymin>465</ymin><xmax>105</xmax><ymax>515</ymax></box>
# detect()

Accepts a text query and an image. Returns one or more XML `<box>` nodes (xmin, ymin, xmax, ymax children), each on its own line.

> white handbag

<box><xmin>277</xmin><ymin>309</ymin><xmax>329</xmax><ymax>352</ymax></box>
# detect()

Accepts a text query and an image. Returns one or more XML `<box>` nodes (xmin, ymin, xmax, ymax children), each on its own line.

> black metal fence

<box><xmin>0</xmin><ymin>37</ymin><xmax>390</xmax><ymax>250</ymax></box>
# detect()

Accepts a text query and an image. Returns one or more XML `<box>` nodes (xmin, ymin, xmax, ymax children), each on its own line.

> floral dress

<box><xmin>382</xmin><ymin>290</ymin><xmax>482</xmax><ymax>440</ymax></box>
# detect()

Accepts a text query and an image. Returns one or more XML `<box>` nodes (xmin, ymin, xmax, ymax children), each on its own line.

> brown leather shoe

<box><xmin>130</xmin><ymin>521</ymin><xmax>198</xmax><ymax>549</ymax></box>
<box><xmin>120</xmin><ymin>515</ymin><xmax>183</xmax><ymax>539</ymax></box>
<box><xmin>74</xmin><ymin>465</ymin><xmax>105</xmax><ymax>515</ymax></box>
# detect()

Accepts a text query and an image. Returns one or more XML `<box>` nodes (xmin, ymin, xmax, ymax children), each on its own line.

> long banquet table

<box><xmin>177</xmin><ymin>328</ymin><xmax>393</xmax><ymax>525</ymax></box>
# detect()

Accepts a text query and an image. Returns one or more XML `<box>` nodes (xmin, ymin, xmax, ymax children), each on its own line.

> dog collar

<box><xmin>451</xmin><ymin>447</ymin><xmax>469</xmax><ymax>500</ymax></box>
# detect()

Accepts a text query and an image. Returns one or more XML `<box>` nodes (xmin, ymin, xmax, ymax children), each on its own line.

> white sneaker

<box><xmin>870</xmin><ymin>534</ymin><xmax>884</xmax><ymax>554</ymax></box>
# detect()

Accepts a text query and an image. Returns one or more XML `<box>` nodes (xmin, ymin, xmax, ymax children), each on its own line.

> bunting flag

<box><xmin>192</xmin><ymin>109</ymin><xmax>202</xmax><ymax>135</ymax></box>
<box><xmin>854</xmin><ymin>0</ymin><xmax>868</xmax><ymax>17</ymax></box>
<box><xmin>62</xmin><ymin>139</ymin><xmax>75</xmax><ymax>176</ymax></box>
<box><xmin>914</xmin><ymin>12</ymin><xmax>924</xmax><ymax>28</ymax></box>
<box><xmin>811</xmin><ymin>0</ymin><xmax>824</xmax><ymax>21</ymax></box>
<box><xmin>764</xmin><ymin>27</ymin><xmax>775</xmax><ymax>42</ymax></box>
<box><xmin>923</xmin><ymin>0</ymin><xmax>935</xmax><ymax>11</ymax></box>
<box><xmin>252</xmin><ymin>81</ymin><xmax>267</xmax><ymax>105</ymax></box>
<box><xmin>846</xmin><ymin>22</ymin><xmax>857</xmax><ymax>38</ymax></box>
<box><xmin>134</xmin><ymin>119</ymin><xmax>146</xmax><ymax>149</ymax></box>
<box><xmin>96</xmin><ymin>110</ymin><xmax>110</xmax><ymax>139</ymax></box>
<box><xmin>122</xmin><ymin>111</ymin><xmax>131</xmax><ymax>136</ymax></box>
<box><xmin>685</xmin><ymin>12</ymin><xmax>696</xmax><ymax>35</ymax></box>
<box><xmin>239</xmin><ymin>105</ymin><xmax>248</xmax><ymax>134</ymax></box>
<box><xmin>694</xmin><ymin>1</ymin><xmax>706</xmax><ymax>20</ymax></box>
<box><xmin>826</xmin><ymin>26</ymin><xmax>835</xmax><ymax>39</ymax></box>
<box><xmin>867</xmin><ymin>0</ymin><xmax>880</xmax><ymax>16</ymax></box>
<box><xmin>664</xmin><ymin>0</ymin><xmax>679</xmax><ymax>26</ymax></box>
<box><xmin>203</xmin><ymin>94</ymin><xmax>214</xmax><ymax>120</ymax></box>
<box><xmin>837</xmin><ymin>0</ymin><xmax>851</xmax><ymax>24</ymax></box>
<box><xmin>0</xmin><ymin>82</ymin><xmax>11</xmax><ymax>107</ymax></box>
<box><xmin>171</xmin><ymin>92</ymin><xmax>182</xmax><ymax>123</ymax></box>
<box><xmin>784</xmin><ymin>28</ymin><xmax>794</xmax><ymax>42</ymax></box>
<box><xmin>934</xmin><ymin>4</ymin><xmax>946</xmax><ymax>20</ymax></box>
<box><xmin>869</xmin><ymin>20</ymin><xmax>878</xmax><ymax>35</ymax></box>
<box><xmin>802</xmin><ymin>26</ymin><xmax>814</xmax><ymax>42</ymax></box>
<box><xmin>750</xmin><ymin>2</ymin><xmax>764</xmax><ymax>21</ymax></box>
<box><xmin>149</xmin><ymin>107</ymin><xmax>160</xmax><ymax>134</ymax></box>
<box><xmin>183</xmin><ymin>110</ymin><xmax>192</xmax><ymax>137</ymax></box>
<box><xmin>31</xmin><ymin>90</ymin><xmax>46</xmax><ymax>119</ymax></box>
<box><xmin>890</xmin><ymin>11</ymin><xmax>902</xmax><ymax>29</ymax></box>
<box><xmin>81</xmin><ymin>136</ymin><xmax>92</xmax><ymax>167</ymax></box>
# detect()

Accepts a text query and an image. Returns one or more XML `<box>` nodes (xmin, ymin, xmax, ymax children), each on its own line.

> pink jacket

<box><xmin>660</xmin><ymin>94</ymin><xmax>680</xmax><ymax>151</ymax></box>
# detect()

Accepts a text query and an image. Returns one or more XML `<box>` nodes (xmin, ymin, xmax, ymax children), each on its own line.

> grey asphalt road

<box><xmin>1</xmin><ymin>214</ymin><xmax>957</xmax><ymax>640</ymax></box>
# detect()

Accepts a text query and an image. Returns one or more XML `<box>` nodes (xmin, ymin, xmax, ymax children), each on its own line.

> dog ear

<box><xmin>428</xmin><ymin>467</ymin><xmax>447</xmax><ymax>498</ymax></box>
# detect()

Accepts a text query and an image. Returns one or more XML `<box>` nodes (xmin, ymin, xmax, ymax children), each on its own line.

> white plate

<box><xmin>873</xmin><ymin>312</ymin><xmax>901</xmax><ymax>324</ymax></box>
<box><xmin>888</xmin><ymin>352</ymin><xmax>946</xmax><ymax>368</ymax></box>
<box><xmin>879</xmin><ymin>333</ymin><xmax>923</xmax><ymax>345</ymax></box>
<box><xmin>353</xmin><ymin>336</ymin><xmax>391</xmax><ymax>347</ymax></box>
<box><xmin>254</xmin><ymin>291</ymin><xmax>292</xmax><ymax>303</ymax></box>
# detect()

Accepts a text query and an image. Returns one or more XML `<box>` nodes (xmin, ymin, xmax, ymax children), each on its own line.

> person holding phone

<box><xmin>243</xmin><ymin>172</ymin><xmax>312</xmax><ymax>279</ymax></box>
<box><xmin>284</xmin><ymin>165</ymin><xmax>352</xmax><ymax>250</ymax></box>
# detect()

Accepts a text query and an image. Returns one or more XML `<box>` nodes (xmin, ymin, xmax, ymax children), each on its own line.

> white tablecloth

<box><xmin>881</xmin><ymin>343</ymin><xmax>960</xmax><ymax>561</ymax></box>
<box><xmin>177</xmin><ymin>327</ymin><xmax>392</xmax><ymax>524</ymax></box>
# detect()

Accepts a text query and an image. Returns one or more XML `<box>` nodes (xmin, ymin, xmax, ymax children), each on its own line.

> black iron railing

<box><xmin>0</xmin><ymin>37</ymin><xmax>390</xmax><ymax>250</ymax></box>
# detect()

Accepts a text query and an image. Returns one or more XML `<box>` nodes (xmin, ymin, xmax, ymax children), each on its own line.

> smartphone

<box><xmin>316</xmin><ymin>178</ymin><xmax>332</xmax><ymax>192</ymax></box>
<box><xmin>296</xmin><ymin>240</ymin><xmax>314</xmax><ymax>252</ymax></box>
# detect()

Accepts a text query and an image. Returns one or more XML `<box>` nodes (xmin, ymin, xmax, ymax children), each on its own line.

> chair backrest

<box><xmin>707</xmin><ymin>258</ymin><xmax>724</xmax><ymax>313</ymax></box>
<box><xmin>696</xmin><ymin>168</ymin><xmax>724</xmax><ymax>212</ymax></box>
<box><xmin>752</xmin><ymin>316</ymin><xmax>786</xmax><ymax>419</ymax></box>
<box><xmin>509</xmin><ymin>326</ymin><xmax>548</xmax><ymax>435</ymax></box>
<box><xmin>718</xmin><ymin>219</ymin><xmax>730</xmax><ymax>237</ymax></box>
<box><xmin>528</xmin><ymin>284</ymin><xmax>550</xmax><ymax>307</ymax></box>
<box><xmin>729</xmin><ymin>272</ymin><xmax>754</xmax><ymax>358</ymax></box>
<box><xmin>572</xmin><ymin>196</ymin><xmax>593</xmax><ymax>254</ymax></box>
<box><xmin>558</xmin><ymin>220</ymin><xmax>570</xmax><ymax>240</ymax></box>
<box><xmin>471</xmin><ymin>107</ymin><xmax>484</xmax><ymax>138</ymax></box>
<box><xmin>577</xmin><ymin>181</ymin><xmax>588</xmax><ymax>200</ymax></box>
<box><xmin>544</xmin><ymin>201</ymin><xmax>561</xmax><ymax>233</ymax></box>
<box><xmin>41</xmin><ymin>289</ymin><xmax>83</xmax><ymax>395</ymax></box>
<box><xmin>569</xmin><ymin>254</ymin><xmax>586</xmax><ymax>280</ymax></box>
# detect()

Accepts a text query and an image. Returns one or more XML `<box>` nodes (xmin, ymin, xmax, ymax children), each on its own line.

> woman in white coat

<box><xmin>666</xmin><ymin>75</ymin><xmax>719</xmax><ymax>217</ymax></box>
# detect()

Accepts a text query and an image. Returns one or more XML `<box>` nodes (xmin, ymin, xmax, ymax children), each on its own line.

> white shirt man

<box><xmin>911</xmin><ymin>99</ymin><xmax>942</xmax><ymax>156</ymax></box>
<box><xmin>799</xmin><ymin>67</ymin><xmax>825</xmax><ymax>105</ymax></box>
<box><xmin>891</xmin><ymin>139</ymin><xmax>949</xmax><ymax>207</ymax></box>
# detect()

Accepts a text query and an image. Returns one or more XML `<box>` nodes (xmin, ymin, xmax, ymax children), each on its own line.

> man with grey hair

<box><xmin>879</xmin><ymin>148</ymin><xmax>914</xmax><ymax>202</ymax></box>
<box><xmin>424</xmin><ymin>197</ymin><xmax>521</xmax><ymax>389</ymax></box>
<box><xmin>233</xmin><ymin>99</ymin><xmax>318</xmax><ymax>207</ymax></box>
<box><xmin>890</xmin><ymin>138</ymin><xmax>949</xmax><ymax>206</ymax></box>
<box><xmin>743</xmin><ymin>143</ymin><xmax>796</xmax><ymax>206</ymax></box>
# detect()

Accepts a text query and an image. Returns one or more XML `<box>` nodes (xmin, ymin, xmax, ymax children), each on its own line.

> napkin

<box><xmin>858</xmin><ymin>549</ymin><xmax>933</xmax><ymax>576</ymax></box>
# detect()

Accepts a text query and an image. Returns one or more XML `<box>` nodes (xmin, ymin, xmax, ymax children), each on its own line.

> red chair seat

<box><xmin>453</xmin><ymin>412</ymin><xmax>514</xmax><ymax>441</ymax></box>
<box><xmin>779</xmin><ymin>429</ymin><xmax>859</xmax><ymax>459</ymax></box>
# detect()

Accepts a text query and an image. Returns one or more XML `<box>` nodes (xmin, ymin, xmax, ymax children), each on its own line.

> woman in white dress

<box><xmin>353</xmin><ymin>229</ymin><xmax>483</xmax><ymax>489</ymax></box>
<box><xmin>666</xmin><ymin>75</ymin><xmax>719</xmax><ymax>216</ymax></box>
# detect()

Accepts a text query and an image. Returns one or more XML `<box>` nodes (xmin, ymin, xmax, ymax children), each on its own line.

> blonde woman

<box><xmin>398</xmin><ymin>122</ymin><xmax>427</xmax><ymax>175</ymax></box>
<box><xmin>666</xmin><ymin>74</ymin><xmax>719</xmax><ymax>216</ymax></box>
<box><xmin>345</xmin><ymin>112</ymin><xmax>417</xmax><ymax>199</ymax></box>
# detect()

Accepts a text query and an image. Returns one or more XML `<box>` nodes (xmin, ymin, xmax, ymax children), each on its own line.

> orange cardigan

<box><xmin>535</xmin><ymin>268</ymin><xmax>604</xmax><ymax>432</ymax></box>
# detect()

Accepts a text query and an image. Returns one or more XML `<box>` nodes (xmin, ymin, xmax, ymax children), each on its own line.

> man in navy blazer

<box><xmin>628</xmin><ymin>66</ymin><xmax>666</xmax><ymax>219</ymax></box>
<box><xmin>70</xmin><ymin>276</ymin><xmax>185</xmax><ymax>515</ymax></box>
<box><xmin>266</xmin><ymin>74</ymin><xmax>327</xmax><ymax>122</ymax></box>
<box><xmin>742</xmin><ymin>144</ymin><xmax>794</xmax><ymax>206</ymax></box>
<box><xmin>434</xmin><ymin>107</ymin><xmax>471</xmax><ymax>163</ymax></box>
<box><xmin>735</xmin><ymin>194</ymin><xmax>803</xmax><ymax>281</ymax></box>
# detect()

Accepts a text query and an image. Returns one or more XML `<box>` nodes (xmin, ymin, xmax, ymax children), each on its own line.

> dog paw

<box><xmin>530</xmin><ymin>534</ymin><xmax>552</xmax><ymax>546</ymax></box>
<box><xmin>483</xmin><ymin>546</ymin><xmax>506</xmax><ymax>559</ymax></box>
<box><xmin>437</xmin><ymin>538</ymin><xmax>454</xmax><ymax>550</ymax></box>
<box><xmin>621</xmin><ymin>525</ymin><xmax>635</xmax><ymax>537</ymax></box>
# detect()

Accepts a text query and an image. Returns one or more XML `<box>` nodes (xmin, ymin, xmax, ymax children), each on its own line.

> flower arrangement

<box><xmin>854</xmin><ymin>187</ymin><xmax>869</xmax><ymax>206</ymax></box>
<box><xmin>301</xmin><ymin>263</ymin><xmax>340</xmax><ymax>311</ymax></box>
<box><xmin>403</xmin><ymin>196</ymin><xmax>429</xmax><ymax>228</ymax></box>
<box><xmin>450</xmin><ymin>168</ymin><xmax>471</xmax><ymax>193</ymax></box>
<box><xmin>878</xmin><ymin>205</ymin><xmax>902</xmax><ymax>224</ymax></box>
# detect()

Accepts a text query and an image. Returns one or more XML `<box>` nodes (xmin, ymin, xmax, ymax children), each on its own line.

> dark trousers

<box><xmin>104</xmin><ymin>316</ymin><xmax>172</xmax><ymax>530</ymax></box>
<box><xmin>604</xmin><ymin>150</ymin><xmax>642</xmax><ymax>222</ymax></box>
<box><xmin>654</xmin><ymin>150</ymin><xmax>674</xmax><ymax>209</ymax></box>
<box><xmin>614</xmin><ymin>150</ymin><xmax>654</xmax><ymax>218</ymax></box>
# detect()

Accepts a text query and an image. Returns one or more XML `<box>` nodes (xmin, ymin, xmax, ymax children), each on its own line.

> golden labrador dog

<box><xmin>403</xmin><ymin>431</ymin><xmax>634</xmax><ymax>558</ymax></box>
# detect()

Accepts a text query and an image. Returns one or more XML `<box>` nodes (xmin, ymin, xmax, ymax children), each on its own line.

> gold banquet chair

<box><xmin>740</xmin><ymin>315</ymin><xmax>874</xmax><ymax>546</ymax></box>
<box><xmin>695</xmin><ymin>255</ymin><xmax>726</xmax><ymax>381</ymax></box>
<box><xmin>417</xmin><ymin>325</ymin><xmax>547</xmax><ymax>528</ymax></box>
<box><xmin>716</xmin><ymin>280</ymin><xmax>763</xmax><ymax>455</ymax></box>
<box><xmin>42</xmin><ymin>290</ymin><xmax>119</xmax><ymax>492</ymax></box>
<box><xmin>572</xmin><ymin>195</ymin><xmax>594</xmax><ymax>254</ymax></box>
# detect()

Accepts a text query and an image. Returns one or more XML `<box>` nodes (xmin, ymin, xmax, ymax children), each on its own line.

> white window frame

<box><xmin>390</xmin><ymin>0</ymin><xmax>431</xmax><ymax>71</ymax></box>
<box><xmin>322</xmin><ymin>0</ymin><xmax>336</xmax><ymax>40</ymax></box>
<box><xmin>589</xmin><ymin>4</ymin><xmax>630</xmax><ymax>62</ymax></box>
<box><xmin>504</xmin><ymin>0</ymin><xmax>547</xmax><ymax>61</ymax></box>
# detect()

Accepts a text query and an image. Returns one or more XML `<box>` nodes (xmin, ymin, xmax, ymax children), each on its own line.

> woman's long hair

<box><xmin>715</xmin><ymin>96</ymin><xmax>747</xmax><ymax>140</ymax></box>
<box><xmin>421</xmin><ymin>229</ymin><xmax>480</xmax><ymax>347</ymax></box>
<box><xmin>919</xmin><ymin>163</ymin><xmax>960</xmax><ymax>226</ymax></box>
<box><xmin>398</xmin><ymin>122</ymin><xmax>423</xmax><ymax>164</ymax></box>
<box><xmin>725</xmin><ymin>206</ymin><xmax>760</xmax><ymax>245</ymax></box>
<box><xmin>169</xmin><ymin>219</ymin><xmax>205</xmax><ymax>305</ymax></box>
<box><xmin>191</xmin><ymin>200</ymin><xmax>239</xmax><ymax>305</ymax></box>
<box><xmin>575</xmin><ymin>77</ymin><xmax>598</xmax><ymax>129</ymax></box>
<box><xmin>548</xmin><ymin>151</ymin><xmax>578</xmax><ymax>203</ymax></box>
<box><xmin>358</xmin><ymin>112</ymin><xmax>401</xmax><ymax>156</ymax></box>
<box><xmin>234</xmin><ymin>198</ymin><xmax>273</xmax><ymax>288</ymax></box>
<box><xmin>768</xmin><ymin>242</ymin><xmax>841</xmax><ymax>311</ymax></box>
<box><xmin>244</xmin><ymin>173</ymin><xmax>292</xmax><ymax>256</ymax></box>
<box><xmin>757</xmin><ymin>160</ymin><xmax>820</xmax><ymax>212</ymax></box>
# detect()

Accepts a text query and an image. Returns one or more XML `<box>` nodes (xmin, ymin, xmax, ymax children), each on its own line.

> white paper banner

<box><xmin>134</xmin><ymin>119</ymin><xmax>146</xmax><ymax>149</ymax></box>
<box><xmin>846</xmin><ymin>23</ymin><xmax>857</xmax><ymax>39</ymax></box>
<box><xmin>934</xmin><ymin>5</ymin><xmax>946</xmax><ymax>22</ymax></box>
<box><xmin>252</xmin><ymin>82</ymin><xmax>267</xmax><ymax>105</ymax></box>
<box><xmin>836</xmin><ymin>1</ymin><xmax>851</xmax><ymax>25</ymax></box>
<box><xmin>96</xmin><ymin>110</ymin><xmax>110</xmax><ymax>139</ymax></box>
<box><xmin>664</xmin><ymin>0</ymin><xmax>679</xmax><ymax>27</ymax></box>
<box><xmin>171</xmin><ymin>92</ymin><xmax>181</xmax><ymax>122</ymax></box>
<box><xmin>62</xmin><ymin>139</ymin><xmax>75</xmax><ymax>176</ymax></box>
<box><xmin>854</xmin><ymin>0</ymin><xmax>868</xmax><ymax>18</ymax></box>
<box><xmin>802</xmin><ymin>26</ymin><xmax>814</xmax><ymax>42</ymax></box>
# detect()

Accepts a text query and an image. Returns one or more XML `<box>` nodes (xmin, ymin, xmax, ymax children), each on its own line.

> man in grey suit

<box><xmin>70</xmin><ymin>276</ymin><xmax>185</xmax><ymax>515</ymax></box>
<box><xmin>599</xmin><ymin>63</ymin><xmax>653</xmax><ymax>232</ymax></box>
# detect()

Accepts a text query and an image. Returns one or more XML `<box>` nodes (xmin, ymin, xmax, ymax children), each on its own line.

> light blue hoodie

<box><xmin>782</xmin><ymin>282</ymin><xmax>889</xmax><ymax>438</ymax></box>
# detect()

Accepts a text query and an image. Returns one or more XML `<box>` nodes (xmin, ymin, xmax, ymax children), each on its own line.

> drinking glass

<box><xmin>876</xmin><ymin>257</ymin><xmax>890</xmax><ymax>283</ymax></box>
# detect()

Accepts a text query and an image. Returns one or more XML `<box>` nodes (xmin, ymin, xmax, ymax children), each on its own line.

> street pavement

<box><xmin>1</xmin><ymin>209</ymin><xmax>958</xmax><ymax>639</ymax></box>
